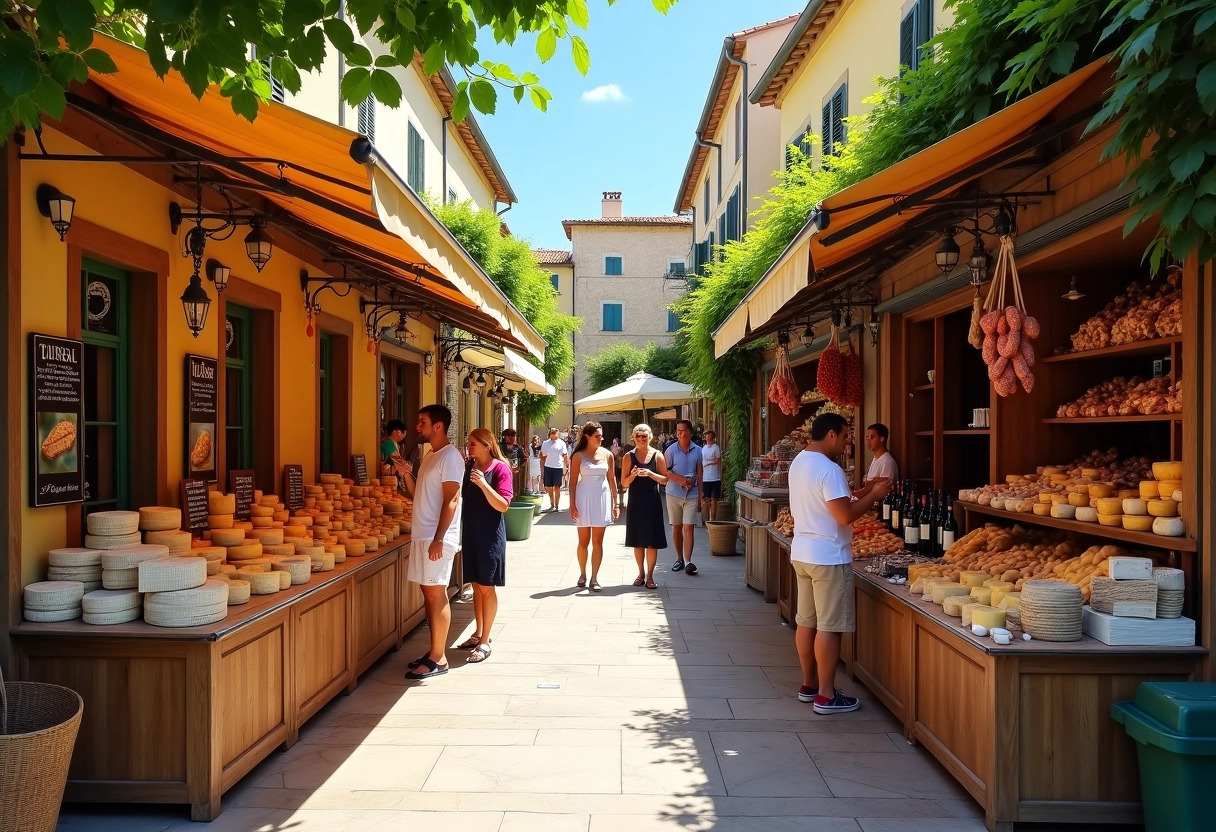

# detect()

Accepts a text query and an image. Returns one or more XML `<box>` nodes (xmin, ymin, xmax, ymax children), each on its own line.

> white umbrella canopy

<box><xmin>574</xmin><ymin>372</ymin><xmax>697</xmax><ymax>416</ymax></box>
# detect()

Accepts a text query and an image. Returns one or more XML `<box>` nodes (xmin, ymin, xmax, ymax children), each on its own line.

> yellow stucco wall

<box><xmin>17</xmin><ymin>126</ymin><xmax>406</xmax><ymax>586</ymax></box>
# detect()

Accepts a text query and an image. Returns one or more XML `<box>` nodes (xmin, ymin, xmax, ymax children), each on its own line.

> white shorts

<box><xmin>408</xmin><ymin>538</ymin><xmax>458</xmax><ymax>586</ymax></box>
<box><xmin>666</xmin><ymin>494</ymin><xmax>699</xmax><ymax>526</ymax></box>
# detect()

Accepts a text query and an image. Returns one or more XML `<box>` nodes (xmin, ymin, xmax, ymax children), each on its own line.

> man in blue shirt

<box><xmin>664</xmin><ymin>420</ymin><xmax>703</xmax><ymax>575</ymax></box>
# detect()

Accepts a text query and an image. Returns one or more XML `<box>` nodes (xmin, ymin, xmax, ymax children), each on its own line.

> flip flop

<box><xmin>645</xmin><ymin>579</ymin><xmax>658</xmax><ymax>589</ymax></box>
<box><xmin>632</xmin><ymin>575</ymin><xmax>645</xmax><ymax>587</ymax></box>
<box><xmin>467</xmin><ymin>643</ymin><xmax>492</xmax><ymax>663</ymax></box>
<box><xmin>455</xmin><ymin>637</ymin><xmax>481</xmax><ymax>650</ymax></box>
<box><xmin>589</xmin><ymin>579</ymin><xmax>602</xmax><ymax>592</ymax></box>
<box><xmin>404</xmin><ymin>657</ymin><xmax>449</xmax><ymax>680</ymax></box>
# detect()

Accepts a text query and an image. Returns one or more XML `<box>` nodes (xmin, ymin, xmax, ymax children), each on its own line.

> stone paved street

<box><xmin>57</xmin><ymin>497</ymin><xmax>984</xmax><ymax>832</ymax></box>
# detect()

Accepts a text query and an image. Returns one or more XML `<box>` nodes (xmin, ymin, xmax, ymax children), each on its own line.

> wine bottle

<box><xmin>919</xmin><ymin>494</ymin><xmax>933</xmax><ymax>557</ymax></box>
<box><xmin>941</xmin><ymin>496</ymin><xmax>958</xmax><ymax>554</ymax></box>
<box><xmin>890</xmin><ymin>481</ymin><xmax>902</xmax><ymax>534</ymax></box>
<box><xmin>935</xmin><ymin>490</ymin><xmax>947</xmax><ymax>556</ymax></box>
<box><xmin>880</xmin><ymin>481</ymin><xmax>893</xmax><ymax>526</ymax></box>
<box><xmin>902</xmin><ymin>486</ymin><xmax>920</xmax><ymax>549</ymax></box>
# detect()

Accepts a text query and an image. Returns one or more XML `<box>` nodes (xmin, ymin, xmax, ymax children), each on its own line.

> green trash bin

<box><xmin>505</xmin><ymin>502</ymin><xmax>535</xmax><ymax>541</ymax></box>
<box><xmin>516</xmin><ymin>492</ymin><xmax>543</xmax><ymax>516</ymax></box>
<box><xmin>1111</xmin><ymin>682</ymin><xmax>1216</xmax><ymax>832</ymax></box>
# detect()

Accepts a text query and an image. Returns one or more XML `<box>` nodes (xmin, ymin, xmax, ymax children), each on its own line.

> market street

<box><xmin>56</xmin><ymin>502</ymin><xmax>982</xmax><ymax>832</ymax></box>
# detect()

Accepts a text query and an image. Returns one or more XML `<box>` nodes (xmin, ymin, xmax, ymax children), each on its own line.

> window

<box><xmin>252</xmin><ymin>48</ymin><xmax>285</xmax><ymax>103</ymax></box>
<box><xmin>357</xmin><ymin>96</ymin><xmax>376</xmax><ymax>144</ymax></box>
<box><xmin>601</xmin><ymin>303</ymin><xmax>623</xmax><ymax>331</ymax></box>
<box><xmin>717</xmin><ymin>213</ymin><xmax>727</xmax><ymax>257</ymax></box>
<box><xmin>667</xmin><ymin>260</ymin><xmax>686</xmax><ymax>277</ymax></box>
<box><xmin>822</xmin><ymin>83</ymin><xmax>847</xmax><ymax>163</ymax></box>
<box><xmin>667</xmin><ymin>309</ymin><xmax>680</xmax><ymax>332</ymax></box>
<box><xmin>225</xmin><ymin>304</ymin><xmax>254</xmax><ymax>471</ymax></box>
<box><xmin>726</xmin><ymin>186</ymin><xmax>742</xmax><ymax>242</ymax></box>
<box><xmin>550</xmin><ymin>273</ymin><xmax>561</xmax><ymax>292</ymax></box>
<box><xmin>447</xmin><ymin>187</ymin><xmax>458</xmax><ymax>205</ymax></box>
<box><xmin>900</xmin><ymin>0</ymin><xmax>933</xmax><ymax>73</ymax></box>
<box><xmin>81</xmin><ymin>259</ymin><xmax>130</xmax><ymax>517</ymax></box>
<box><xmin>734</xmin><ymin>98</ymin><xmax>743</xmax><ymax>162</ymax></box>
<box><xmin>694</xmin><ymin>240</ymin><xmax>710</xmax><ymax>274</ymax></box>
<box><xmin>785</xmin><ymin>125</ymin><xmax>813</xmax><ymax>170</ymax></box>
<box><xmin>407</xmin><ymin>122</ymin><xmax>425</xmax><ymax>193</ymax></box>
<box><xmin>604</xmin><ymin>256</ymin><xmax>623</xmax><ymax>276</ymax></box>
<box><xmin>703</xmin><ymin>177</ymin><xmax>710</xmax><ymax>217</ymax></box>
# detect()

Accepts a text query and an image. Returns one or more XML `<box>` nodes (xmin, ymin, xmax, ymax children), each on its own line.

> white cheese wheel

<box><xmin>48</xmin><ymin>548</ymin><xmax>102</xmax><ymax>568</ymax></box>
<box><xmin>82</xmin><ymin>607</ymin><xmax>142</xmax><ymax>625</ymax></box>
<box><xmin>1152</xmin><ymin>516</ymin><xmax>1185</xmax><ymax>537</ymax></box>
<box><xmin>85</xmin><ymin>532</ymin><xmax>143</xmax><ymax>549</ymax></box>
<box><xmin>24</xmin><ymin>606</ymin><xmax>82</xmax><ymax>622</ymax></box>
<box><xmin>1122</xmin><ymin>498</ymin><xmax>1148</xmax><ymax>516</ymax></box>
<box><xmin>82</xmin><ymin>588</ymin><xmax>142</xmax><ymax>613</ymax></box>
<box><xmin>1050</xmin><ymin>504</ymin><xmax>1076</xmax><ymax>520</ymax></box>
<box><xmin>23</xmin><ymin>581</ymin><xmax>85</xmax><ymax>609</ymax></box>
<box><xmin>240</xmin><ymin>571</ymin><xmax>280</xmax><ymax>594</ymax></box>
<box><xmin>1074</xmin><ymin>506</ymin><xmax>1098</xmax><ymax>523</ymax></box>
<box><xmin>138</xmin><ymin>556</ymin><xmax>207</xmax><ymax>593</ymax></box>
<box><xmin>46</xmin><ymin>566</ymin><xmax>102</xmax><ymax>582</ymax></box>
<box><xmin>101</xmin><ymin>568</ymin><xmax>138</xmax><ymax>589</ymax></box>
<box><xmin>144</xmin><ymin>603</ymin><xmax>227</xmax><ymax>628</ymax></box>
<box><xmin>85</xmin><ymin>510</ymin><xmax>140</xmax><ymax>536</ymax></box>
<box><xmin>144</xmin><ymin>579</ymin><xmax>229</xmax><ymax>609</ymax></box>
<box><xmin>1153</xmin><ymin>567</ymin><xmax>1186</xmax><ymax>590</ymax></box>
<box><xmin>101</xmin><ymin>544</ymin><xmax>170</xmax><ymax>569</ymax></box>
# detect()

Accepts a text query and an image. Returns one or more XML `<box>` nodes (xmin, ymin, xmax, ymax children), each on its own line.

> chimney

<box><xmin>601</xmin><ymin>191</ymin><xmax>623</xmax><ymax>218</ymax></box>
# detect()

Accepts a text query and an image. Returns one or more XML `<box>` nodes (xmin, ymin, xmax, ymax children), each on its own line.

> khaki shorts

<box><xmin>666</xmin><ymin>494</ymin><xmax>699</xmax><ymax>526</ymax></box>
<box><xmin>790</xmin><ymin>561</ymin><xmax>855</xmax><ymax>632</ymax></box>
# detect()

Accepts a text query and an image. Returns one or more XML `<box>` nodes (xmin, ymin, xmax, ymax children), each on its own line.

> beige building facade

<box><xmin>534</xmin><ymin>249</ymin><xmax>576</xmax><ymax>429</ymax></box>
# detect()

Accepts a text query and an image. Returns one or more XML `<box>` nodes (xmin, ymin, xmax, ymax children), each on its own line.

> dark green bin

<box><xmin>1111</xmin><ymin>682</ymin><xmax>1216</xmax><ymax>832</ymax></box>
<box><xmin>505</xmin><ymin>502</ymin><xmax>535</xmax><ymax>541</ymax></box>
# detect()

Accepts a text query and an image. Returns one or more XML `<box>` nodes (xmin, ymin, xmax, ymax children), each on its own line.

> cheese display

<box><xmin>23</xmin><ymin>580</ymin><xmax>85</xmax><ymax>622</ymax></box>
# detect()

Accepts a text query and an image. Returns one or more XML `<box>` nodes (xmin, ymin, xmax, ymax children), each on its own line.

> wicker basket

<box><xmin>0</xmin><ymin>664</ymin><xmax>84</xmax><ymax>832</ymax></box>
<box><xmin>706</xmin><ymin>521</ymin><xmax>740</xmax><ymax>556</ymax></box>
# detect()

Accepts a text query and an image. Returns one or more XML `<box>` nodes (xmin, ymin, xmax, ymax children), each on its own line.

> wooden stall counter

<box><xmin>11</xmin><ymin>539</ymin><xmax>434</xmax><ymax>821</ymax></box>
<box><xmin>851</xmin><ymin>564</ymin><xmax>1206</xmax><ymax>832</ymax></box>
<box><xmin>736</xmin><ymin>482</ymin><xmax>789</xmax><ymax>600</ymax></box>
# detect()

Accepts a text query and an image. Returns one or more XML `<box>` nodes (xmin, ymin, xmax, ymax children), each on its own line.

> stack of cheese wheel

<box><xmin>1021</xmin><ymin>580</ymin><xmax>1083</xmax><ymax>641</ymax></box>
<box><xmin>1153</xmin><ymin>567</ymin><xmax>1185</xmax><ymax>618</ymax></box>
<box><xmin>23</xmin><ymin>581</ymin><xmax>85</xmax><ymax>622</ymax></box>
<box><xmin>235</xmin><ymin>566</ymin><xmax>280</xmax><ymax>595</ymax></box>
<box><xmin>270</xmin><ymin>555</ymin><xmax>310</xmax><ymax>585</ymax></box>
<box><xmin>82</xmin><ymin>588</ymin><xmax>142</xmax><ymax>624</ymax></box>
<box><xmin>139</xmin><ymin>506</ymin><xmax>182</xmax><ymax>534</ymax></box>
<box><xmin>84</xmin><ymin>510</ymin><xmax>142</xmax><ymax>549</ymax></box>
<box><xmin>193</xmin><ymin>545</ymin><xmax>227</xmax><ymax>576</ymax></box>
<box><xmin>144</xmin><ymin>577</ymin><xmax>230</xmax><ymax>628</ymax></box>
<box><xmin>47</xmin><ymin>547</ymin><xmax>103</xmax><ymax>591</ymax></box>
<box><xmin>101</xmin><ymin>543</ymin><xmax>169</xmax><ymax>589</ymax></box>
<box><xmin>208</xmin><ymin>490</ymin><xmax>236</xmax><ymax>531</ymax></box>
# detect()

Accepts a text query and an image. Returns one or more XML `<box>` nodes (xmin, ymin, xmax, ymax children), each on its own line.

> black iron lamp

<box><xmin>475</xmin><ymin>370</ymin><xmax>488</xmax><ymax>391</ymax></box>
<box><xmin>462</xmin><ymin>370</ymin><xmax>473</xmax><ymax>392</ymax></box>
<box><xmin>423</xmin><ymin>351</ymin><xmax>434</xmax><ymax>376</ymax></box>
<box><xmin>868</xmin><ymin>310</ymin><xmax>880</xmax><ymax>347</ymax></box>
<box><xmin>967</xmin><ymin>238</ymin><xmax>990</xmax><ymax>284</ymax></box>
<box><xmin>994</xmin><ymin>206</ymin><xmax>1015</xmax><ymax>237</ymax></box>
<box><xmin>206</xmin><ymin>259</ymin><xmax>231</xmax><ymax>293</ymax></box>
<box><xmin>1062</xmin><ymin>275</ymin><xmax>1086</xmax><ymax>301</ymax></box>
<box><xmin>244</xmin><ymin>220</ymin><xmax>274</xmax><ymax>272</ymax></box>
<box><xmin>36</xmin><ymin>184</ymin><xmax>75</xmax><ymax>240</ymax></box>
<box><xmin>935</xmin><ymin>230</ymin><xmax>960</xmax><ymax>275</ymax></box>
<box><xmin>180</xmin><ymin>274</ymin><xmax>212</xmax><ymax>337</ymax></box>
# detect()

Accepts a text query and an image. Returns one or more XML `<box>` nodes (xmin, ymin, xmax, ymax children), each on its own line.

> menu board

<box><xmin>229</xmin><ymin>469</ymin><xmax>255</xmax><ymax>520</ymax></box>
<box><xmin>351</xmin><ymin>454</ymin><xmax>369</xmax><ymax>486</ymax></box>
<box><xmin>185</xmin><ymin>354</ymin><xmax>218</xmax><ymax>483</ymax></box>
<box><xmin>179</xmin><ymin>479</ymin><xmax>210</xmax><ymax>534</ymax></box>
<box><xmin>28</xmin><ymin>333</ymin><xmax>85</xmax><ymax>507</ymax></box>
<box><xmin>282</xmin><ymin>464</ymin><xmax>304</xmax><ymax>511</ymax></box>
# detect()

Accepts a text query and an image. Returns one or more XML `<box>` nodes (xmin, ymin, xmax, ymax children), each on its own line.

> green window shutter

<box><xmin>602</xmin><ymin>303</ymin><xmax>622</xmax><ymax>331</ymax></box>
<box><xmin>605</xmin><ymin>256</ymin><xmax>623</xmax><ymax>276</ymax></box>
<box><xmin>900</xmin><ymin>8</ymin><xmax>918</xmax><ymax>72</ymax></box>
<box><xmin>407</xmin><ymin>123</ymin><xmax>425</xmax><ymax>193</ymax></box>
<box><xmin>667</xmin><ymin>310</ymin><xmax>680</xmax><ymax>332</ymax></box>
<box><xmin>726</xmin><ymin>186</ymin><xmax>741</xmax><ymax>242</ymax></box>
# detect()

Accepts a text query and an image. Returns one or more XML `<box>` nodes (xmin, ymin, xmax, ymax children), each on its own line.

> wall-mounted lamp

<box><xmin>206</xmin><ymin>259</ymin><xmax>231</xmax><ymax>294</ymax></box>
<box><xmin>868</xmin><ymin>310</ymin><xmax>880</xmax><ymax>347</ymax></box>
<box><xmin>462</xmin><ymin>371</ymin><xmax>473</xmax><ymax>392</ymax></box>
<box><xmin>967</xmin><ymin>238</ymin><xmax>990</xmax><ymax>284</ymax></box>
<box><xmin>243</xmin><ymin>220</ymin><xmax>274</xmax><ymax>272</ymax></box>
<box><xmin>180</xmin><ymin>274</ymin><xmax>212</xmax><ymax>337</ymax></box>
<box><xmin>36</xmin><ymin>184</ymin><xmax>75</xmax><ymax>240</ymax></box>
<box><xmin>1062</xmin><ymin>275</ymin><xmax>1085</xmax><ymax>301</ymax></box>
<box><xmin>475</xmin><ymin>370</ymin><xmax>487</xmax><ymax>391</ymax></box>
<box><xmin>935</xmin><ymin>230</ymin><xmax>960</xmax><ymax>275</ymax></box>
<box><xmin>423</xmin><ymin>351</ymin><xmax>434</xmax><ymax>376</ymax></box>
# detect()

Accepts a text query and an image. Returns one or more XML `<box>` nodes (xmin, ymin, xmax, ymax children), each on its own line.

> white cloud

<box><xmin>581</xmin><ymin>84</ymin><xmax>627</xmax><ymax>103</ymax></box>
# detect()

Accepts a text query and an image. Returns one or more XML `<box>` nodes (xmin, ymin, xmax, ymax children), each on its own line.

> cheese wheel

<box><xmin>258</xmin><ymin>494</ymin><xmax>280</xmax><ymax>507</ymax></box>
<box><xmin>247</xmin><ymin>528</ymin><xmax>285</xmax><ymax>545</ymax></box>
<box><xmin>210</xmin><ymin>529</ymin><xmax>246</xmax><ymax>547</ymax></box>
<box><xmin>1097</xmin><ymin>513</ymin><xmax>1124</xmax><ymax>527</ymax></box>
<box><xmin>1139</xmin><ymin>480</ymin><xmax>1160</xmax><ymax>500</ymax></box>
<box><xmin>1152</xmin><ymin>516</ymin><xmax>1185</xmax><ymax>537</ymax></box>
<box><xmin>208</xmin><ymin>492</ymin><xmax>237</xmax><ymax>514</ymax></box>
<box><xmin>1122</xmin><ymin>499</ymin><xmax>1148</xmax><ymax>516</ymax></box>
<box><xmin>207</xmin><ymin>513</ymin><xmax>235</xmax><ymax>529</ymax></box>
<box><xmin>1147</xmin><ymin>499</ymin><xmax>1178</xmax><ymax>517</ymax></box>
<box><xmin>1172</xmin><ymin>489</ymin><xmax>1183</xmax><ymax>503</ymax></box>
<box><xmin>192</xmin><ymin>546</ymin><xmax>226</xmax><ymax>562</ymax></box>
<box><xmin>206</xmin><ymin>559</ymin><xmax>222</xmax><ymax>575</ymax></box>
<box><xmin>250</xmin><ymin>516</ymin><xmax>273</xmax><ymax>529</ymax></box>
<box><xmin>24</xmin><ymin>581</ymin><xmax>85</xmax><ymax>609</ymax></box>
<box><xmin>226</xmin><ymin>543</ymin><xmax>264</xmax><ymax>561</ymax></box>
<box><xmin>1067</xmin><ymin>492</ymin><xmax>1090</xmax><ymax>508</ymax></box>
<box><xmin>1074</xmin><ymin>506</ymin><xmax>1098</xmax><ymax>523</ymax></box>
<box><xmin>1153</xmin><ymin>567</ymin><xmax>1185</xmax><ymax>591</ymax></box>
<box><xmin>82</xmin><ymin>588</ymin><xmax>142</xmax><ymax>613</ymax></box>
<box><xmin>101</xmin><ymin>544</ymin><xmax>170</xmax><ymax>569</ymax></box>
<box><xmin>144</xmin><ymin>529</ymin><xmax>192</xmax><ymax>553</ymax></box>
<box><xmin>1152</xmin><ymin>461</ymin><xmax>1182</xmax><ymax>480</ymax></box>
<box><xmin>1088</xmin><ymin>483</ymin><xmax>1114</xmax><ymax>498</ymax></box>
<box><xmin>86</xmin><ymin>510</ymin><xmax>140</xmax><ymax>536</ymax></box>
<box><xmin>1032</xmin><ymin>503</ymin><xmax>1051</xmax><ymax>516</ymax></box>
<box><xmin>240</xmin><ymin>571</ymin><xmax>280</xmax><ymax>594</ymax></box>
<box><xmin>83</xmin><ymin>607</ymin><xmax>142</xmax><ymax>625</ymax></box>
<box><xmin>139</xmin><ymin>506</ymin><xmax>182</xmax><ymax>531</ymax></box>
<box><xmin>101</xmin><ymin>567</ymin><xmax>138</xmax><ymax>589</ymax></box>
<box><xmin>232</xmin><ymin>558</ymin><xmax>271</xmax><ymax>572</ymax></box>
<box><xmin>262</xmin><ymin>543</ymin><xmax>297</xmax><ymax>556</ymax></box>
<box><xmin>85</xmin><ymin>532</ymin><xmax>143</xmax><ymax>549</ymax></box>
<box><xmin>48</xmin><ymin>548</ymin><xmax>102</xmax><ymax>568</ymax></box>
<box><xmin>1122</xmin><ymin>515</ymin><xmax>1154</xmax><ymax>532</ymax></box>
<box><xmin>227</xmin><ymin>580</ymin><xmax>251</xmax><ymax>604</ymax></box>
<box><xmin>1050</xmin><ymin>504</ymin><xmax>1076</xmax><ymax>519</ymax></box>
<box><xmin>24</xmin><ymin>607</ymin><xmax>82</xmax><ymax>622</ymax></box>
<box><xmin>250</xmin><ymin>505</ymin><xmax>274</xmax><ymax>518</ymax></box>
<box><xmin>143</xmin><ymin>579</ymin><xmax>229</xmax><ymax>608</ymax></box>
<box><xmin>232</xmin><ymin>521</ymin><xmax>253</xmax><ymax>532</ymax></box>
<box><xmin>1157</xmin><ymin>479</ymin><xmax>1183</xmax><ymax>496</ymax></box>
<box><xmin>1094</xmin><ymin>497</ymin><xmax>1123</xmax><ymax>515</ymax></box>
<box><xmin>138</xmin><ymin>556</ymin><xmax>207</xmax><ymax>593</ymax></box>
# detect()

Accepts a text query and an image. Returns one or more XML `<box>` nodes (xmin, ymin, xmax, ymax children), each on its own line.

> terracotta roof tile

<box><xmin>533</xmin><ymin>248</ymin><xmax>573</xmax><ymax>265</ymax></box>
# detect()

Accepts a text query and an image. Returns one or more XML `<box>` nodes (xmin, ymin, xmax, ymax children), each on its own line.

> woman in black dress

<box><xmin>460</xmin><ymin>427</ymin><xmax>514</xmax><ymax>662</ymax></box>
<box><xmin>621</xmin><ymin>423</ymin><xmax>668</xmax><ymax>589</ymax></box>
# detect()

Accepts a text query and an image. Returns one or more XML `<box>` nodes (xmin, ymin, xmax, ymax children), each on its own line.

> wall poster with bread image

<box><xmin>185</xmin><ymin>354</ymin><xmax>219</xmax><ymax>483</ymax></box>
<box><xmin>29</xmin><ymin>333</ymin><xmax>85</xmax><ymax>507</ymax></box>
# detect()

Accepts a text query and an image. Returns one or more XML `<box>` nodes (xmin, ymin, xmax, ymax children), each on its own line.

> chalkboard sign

<box><xmin>184</xmin><ymin>354</ymin><xmax>218</xmax><ymax>483</ymax></box>
<box><xmin>351</xmin><ymin>454</ymin><xmax>369</xmax><ymax>486</ymax></box>
<box><xmin>28</xmin><ymin>333</ymin><xmax>85</xmax><ymax>507</ymax></box>
<box><xmin>229</xmin><ymin>469</ymin><xmax>255</xmax><ymax>520</ymax></box>
<box><xmin>282</xmin><ymin>464</ymin><xmax>304</xmax><ymax>511</ymax></box>
<box><xmin>179</xmin><ymin>479</ymin><xmax>210</xmax><ymax>534</ymax></box>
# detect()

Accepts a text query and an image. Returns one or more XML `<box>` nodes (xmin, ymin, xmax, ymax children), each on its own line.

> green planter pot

<box><xmin>505</xmin><ymin>503</ymin><xmax>535</xmax><ymax>541</ymax></box>
<box><xmin>516</xmin><ymin>493</ymin><xmax>543</xmax><ymax>516</ymax></box>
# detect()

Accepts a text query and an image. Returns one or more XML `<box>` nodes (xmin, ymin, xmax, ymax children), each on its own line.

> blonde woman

<box><xmin>458</xmin><ymin>427</ymin><xmax>514</xmax><ymax>662</ymax></box>
<box><xmin>621</xmin><ymin>424</ymin><xmax>668</xmax><ymax>589</ymax></box>
<box><xmin>569</xmin><ymin>421</ymin><xmax>618</xmax><ymax>592</ymax></box>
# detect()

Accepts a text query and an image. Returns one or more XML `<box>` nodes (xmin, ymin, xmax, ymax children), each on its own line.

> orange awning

<box><xmin>84</xmin><ymin>34</ymin><xmax>546</xmax><ymax>361</ymax></box>
<box><xmin>713</xmin><ymin>59</ymin><xmax>1111</xmax><ymax>357</ymax></box>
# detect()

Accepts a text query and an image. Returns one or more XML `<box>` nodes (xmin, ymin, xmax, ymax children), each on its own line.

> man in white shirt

<box><xmin>399</xmin><ymin>404</ymin><xmax>464</xmax><ymax>680</ymax></box>
<box><xmin>539</xmin><ymin>428</ymin><xmax>569</xmax><ymax>512</ymax></box>
<box><xmin>699</xmin><ymin>430</ymin><xmax>723</xmax><ymax>527</ymax></box>
<box><xmin>864</xmin><ymin>423</ymin><xmax>899</xmax><ymax>484</ymax></box>
<box><xmin>788</xmin><ymin>413</ymin><xmax>890</xmax><ymax>714</ymax></box>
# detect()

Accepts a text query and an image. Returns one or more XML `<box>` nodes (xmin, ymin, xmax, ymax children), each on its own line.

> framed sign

<box><xmin>185</xmin><ymin>354</ymin><xmax>218</xmax><ymax>483</ymax></box>
<box><xmin>351</xmin><ymin>453</ymin><xmax>369</xmax><ymax>486</ymax></box>
<box><xmin>282</xmin><ymin>464</ymin><xmax>304</xmax><ymax>511</ymax></box>
<box><xmin>229</xmin><ymin>469</ymin><xmax>255</xmax><ymax>520</ymax></box>
<box><xmin>29</xmin><ymin>333</ymin><xmax>85</xmax><ymax>507</ymax></box>
<box><xmin>179</xmin><ymin>479</ymin><xmax>210</xmax><ymax>534</ymax></box>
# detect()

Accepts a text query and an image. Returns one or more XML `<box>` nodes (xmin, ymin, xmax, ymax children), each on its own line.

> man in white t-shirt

<box><xmin>699</xmin><ymin>430</ymin><xmax>723</xmax><ymax>528</ymax></box>
<box><xmin>539</xmin><ymin>428</ymin><xmax>569</xmax><ymax>513</ymax></box>
<box><xmin>400</xmin><ymin>404</ymin><xmax>465</xmax><ymax>680</ymax></box>
<box><xmin>788</xmin><ymin>413</ymin><xmax>890</xmax><ymax>714</ymax></box>
<box><xmin>864</xmin><ymin>423</ymin><xmax>899</xmax><ymax>485</ymax></box>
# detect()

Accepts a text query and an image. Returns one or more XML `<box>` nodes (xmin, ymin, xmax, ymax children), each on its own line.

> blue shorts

<box><xmin>701</xmin><ymin>480</ymin><xmax>722</xmax><ymax>500</ymax></box>
<box><xmin>544</xmin><ymin>467</ymin><xmax>564</xmax><ymax>488</ymax></box>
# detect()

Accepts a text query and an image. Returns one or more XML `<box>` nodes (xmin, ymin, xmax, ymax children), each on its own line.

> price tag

<box><xmin>282</xmin><ymin>464</ymin><xmax>304</xmax><ymax>511</ymax></box>
<box><xmin>179</xmin><ymin>479</ymin><xmax>210</xmax><ymax>534</ymax></box>
<box><xmin>229</xmin><ymin>469</ymin><xmax>255</xmax><ymax>520</ymax></box>
<box><xmin>351</xmin><ymin>454</ymin><xmax>369</xmax><ymax>486</ymax></box>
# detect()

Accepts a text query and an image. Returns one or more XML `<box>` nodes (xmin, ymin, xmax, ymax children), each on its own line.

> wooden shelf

<box><xmin>1041</xmin><ymin>336</ymin><xmax>1181</xmax><ymax>364</ymax></box>
<box><xmin>914</xmin><ymin>383</ymin><xmax>935</xmax><ymax>392</ymax></box>
<box><xmin>943</xmin><ymin>429</ymin><xmax>990</xmax><ymax>435</ymax></box>
<box><xmin>915</xmin><ymin>430</ymin><xmax>935</xmax><ymax>437</ymax></box>
<box><xmin>957</xmin><ymin>500</ymin><xmax>1197</xmax><ymax>552</ymax></box>
<box><xmin>1042</xmin><ymin>414</ymin><xmax>1182</xmax><ymax>424</ymax></box>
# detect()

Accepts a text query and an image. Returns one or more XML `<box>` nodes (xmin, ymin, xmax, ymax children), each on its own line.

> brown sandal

<box><xmin>632</xmin><ymin>575</ymin><xmax>645</xmax><ymax>587</ymax></box>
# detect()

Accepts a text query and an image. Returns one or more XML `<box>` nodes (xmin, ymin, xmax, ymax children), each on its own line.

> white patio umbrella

<box><xmin>574</xmin><ymin>372</ymin><xmax>697</xmax><ymax>421</ymax></box>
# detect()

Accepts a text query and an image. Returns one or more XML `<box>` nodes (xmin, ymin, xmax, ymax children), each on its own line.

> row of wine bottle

<box><xmin>879</xmin><ymin>480</ymin><xmax>957</xmax><ymax>558</ymax></box>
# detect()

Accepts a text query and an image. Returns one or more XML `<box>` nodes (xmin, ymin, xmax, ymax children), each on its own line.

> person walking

<box><xmin>527</xmin><ymin>435</ymin><xmax>543</xmax><ymax>493</ymax></box>
<box><xmin>458</xmin><ymin>427</ymin><xmax>513</xmax><ymax>664</ymax></box>
<box><xmin>621</xmin><ymin>424</ymin><xmax>667</xmax><ymax>589</ymax></box>
<box><xmin>664</xmin><ymin>419</ymin><xmax>703</xmax><ymax>575</ymax></box>
<box><xmin>699</xmin><ymin>429</ymin><xmax>723</xmax><ymax>526</ymax></box>
<box><xmin>500</xmin><ymin>428</ymin><xmax>525</xmax><ymax>495</ymax></box>
<box><xmin>789</xmin><ymin>412</ymin><xmax>890</xmax><ymax>713</ymax></box>
<box><xmin>569</xmin><ymin>421</ymin><xmax>618</xmax><ymax>592</ymax></box>
<box><xmin>400</xmin><ymin>404</ymin><xmax>464</xmax><ymax>681</ymax></box>
<box><xmin>539</xmin><ymin>427</ymin><xmax>569</xmax><ymax>512</ymax></box>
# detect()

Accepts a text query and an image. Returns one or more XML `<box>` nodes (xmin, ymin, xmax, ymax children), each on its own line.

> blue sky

<box><xmin>476</xmin><ymin>0</ymin><xmax>804</xmax><ymax>251</ymax></box>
